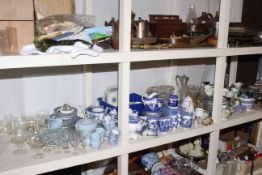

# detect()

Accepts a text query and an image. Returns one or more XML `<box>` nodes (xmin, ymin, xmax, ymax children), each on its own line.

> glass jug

<box><xmin>176</xmin><ymin>74</ymin><xmax>190</xmax><ymax>104</ymax></box>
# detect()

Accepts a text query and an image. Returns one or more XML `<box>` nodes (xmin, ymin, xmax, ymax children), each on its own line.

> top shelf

<box><xmin>0</xmin><ymin>46</ymin><xmax>262</xmax><ymax>70</ymax></box>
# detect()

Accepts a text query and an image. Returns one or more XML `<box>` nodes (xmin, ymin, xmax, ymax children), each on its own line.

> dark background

<box><xmin>236</xmin><ymin>0</ymin><xmax>261</xmax><ymax>85</ymax></box>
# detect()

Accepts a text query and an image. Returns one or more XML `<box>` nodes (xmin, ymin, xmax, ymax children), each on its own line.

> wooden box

<box><xmin>34</xmin><ymin>0</ymin><xmax>75</xmax><ymax>20</ymax></box>
<box><xmin>0</xmin><ymin>0</ymin><xmax>34</xmax><ymax>20</ymax></box>
<box><xmin>0</xmin><ymin>21</ymin><xmax>34</xmax><ymax>54</ymax></box>
<box><xmin>149</xmin><ymin>22</ymin><xmax>187</xmax><ymax>38</ymax></box>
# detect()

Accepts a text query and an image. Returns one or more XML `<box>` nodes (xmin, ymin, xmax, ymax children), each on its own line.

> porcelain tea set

<box><xmin>45</xmin><ymin>103</ymin><xmax>121</xmax><ymax>151</ymax></box>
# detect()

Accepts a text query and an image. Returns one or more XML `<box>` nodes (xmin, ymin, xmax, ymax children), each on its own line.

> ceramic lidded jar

<box><xmin>182</xmin><ymin>96</ymin><xmax>194</xmax><ymax>113</ymax></box>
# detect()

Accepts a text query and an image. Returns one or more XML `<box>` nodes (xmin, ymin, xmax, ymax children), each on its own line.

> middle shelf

<box><xmin>0</xmin><ymin>110</ymin><xmax>260</xmax><ymax>175</ymax></box>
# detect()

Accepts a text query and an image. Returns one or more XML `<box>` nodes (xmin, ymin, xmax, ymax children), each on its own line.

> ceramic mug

<box><xmin>158</xmin><ymin>117</ymin><xmax>170</xmax><ymax>133</ymax></box>
<box><xmin>147</xmin><ymin>116</ymin><xmax>158</xmax><ymax>136</ymax></box>
<box><xmin>136</xmin><ymin>117</ymin><xmax>148</xmax><ymax>134</ymax></box>
<box><xmin>90</xmin><ymin>132</ymin><xmax>101</xmax><ymax>149</ymax></box>
<box><xmin>194</xmin><ymin>108</ymin><xmax>208</xmax><ymax>119</ymax></box>
<box><xmin>169</xmin><ymin>114</ymin><xmax>178</xmax><ymax>130</ymax></box>
<box><xmin>182</xmin><ymin>112</ymin><xmax>193</xmax><ymax>128</ymax></box>
<box><xmin>109</xmin><ymin>128</ymin><xmax>121</xmax><ymax>145</ymax></box>
<box><xmin>168</xmin><ymin>94</ymin><xmax>179</xmax><ymax>108</ymax></box>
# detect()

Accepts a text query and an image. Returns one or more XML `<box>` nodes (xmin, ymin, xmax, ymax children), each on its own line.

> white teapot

<box><xmin>182</xmin><ymin>96</ymin><xmax>194</xmax><ymax>113</ymax></box>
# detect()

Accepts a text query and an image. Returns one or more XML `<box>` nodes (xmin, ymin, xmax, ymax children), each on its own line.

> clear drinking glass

<box><xmin>28</xmin><ymin>131</ymin><xmax>45</xmax><ymax>159</ymax></box>
<box><xmin>11</xmin><ymin>128</ymin><xmax>27</xmax><ymax>155</ymax></box>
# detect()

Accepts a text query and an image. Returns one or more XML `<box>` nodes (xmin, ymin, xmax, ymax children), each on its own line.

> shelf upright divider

<box><xmin>207</xmin><ymin>0</ymin><xmax>231</xmax><ymax>174</ymax></box>
<box><xmin>83</xmin><ymin>0</ymin><xmax>93</xmax><ymax>107</ymax></box>
<box><xmin>118</xmin><ymin>0</ymin><xmax>132</xmax><ymax>174</ymax></box>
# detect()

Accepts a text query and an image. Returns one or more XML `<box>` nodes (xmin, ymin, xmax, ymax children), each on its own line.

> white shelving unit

<box><xmin>0</xmin><ymin>0</ymin><xmax>261</xmax><ymax>175</ymax></box>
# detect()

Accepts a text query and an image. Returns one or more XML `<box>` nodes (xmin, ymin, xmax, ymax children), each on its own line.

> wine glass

<box><xmin>28</xmin><ymin>131</ymin><xmax>45</xmax><ymax>159</ymax></box>
<box><xmin>10</xmin><ymin>128</ymin><xmax>27</xmax><ymax>155</ymax></box>
<box><xmin>36</xmin><ymin>110</ymin><xmax>49</xmax><ymax>129</ymax></box>
<box><xmin>69</xmin><ymin>131</ymin><xmax>80</xmax><ymax>155</ymax></box>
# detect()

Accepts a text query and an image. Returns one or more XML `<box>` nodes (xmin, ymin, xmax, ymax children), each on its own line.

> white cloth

<box><xmin>20</xmin><ymin>42</ymin><xmax>103</xmax><ymax>58</ymax></box>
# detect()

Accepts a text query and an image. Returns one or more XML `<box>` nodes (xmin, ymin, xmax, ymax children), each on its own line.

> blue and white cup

<box><xmin>147</xmin><ymin>116</ymin><xmax>159</xmax><ymax>136</ymax></box>
<box><xmin>182</xmin><ymin>112</ymin><xmax>193</xmax><ymax>128</ymax></box>
<box><xmin>168</xmin><ymin>94</ymin><xmax>179</xmax><ymax>108</ymax></box>
<box><xmin>109</xmin><ymin>109</ymin><xmax>118</xmax><ymax>127</ymax></box>
<box><xmin>158</xmin><ymin>117</ymin><xmax>170</xmax><ymax>133</ymax></box>
<box><xmin>90</xmin><ymin>132</ymin><xmax>102</xmax><ymax>149</ymax></box>
<box><xmin>95</xmin><ymin>127</ymin><xmax>105</xmax><ymax>143</ymax></box>
<box><xmin>136</xmin><ymin>117</ymin><xmax>148</xmax><ymax>134</ymax></box>
<box><xmin>47</xmin><ymin>115</ymin><xmax>63</xmax><ymax>130</ymax></box>
<box><xmin>109</xmin><ymin>128</ymin><xmax>121</xmax><ymax>145</ymax></box>
<box><xmin>169</xmin><ymin>114</ymin><xmax>178</xmax><ymax>130</ymax></box>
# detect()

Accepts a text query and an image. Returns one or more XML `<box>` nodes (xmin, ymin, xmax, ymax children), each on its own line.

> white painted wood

<box><xmin>84</xmin><ymin>0</ymin><xmax>92</xmax><ymax>15</ymax></box>
<box><xmin>256</xmin><ymin>121</ymin><xmax>262</xmax><ymax>147</ymax></box>
<box><xmin>212</xmin><ymin>56</ymin><xmax>227</xmax><ymax>122</ymax></box>
<box><xmin>118</xmin><ymin>63</ymin><xmax>130</xmax><ymax>145</ymax></box>
<box><xmin>0</xmin><ymin>0</ymin><xmax>261</xmax><ymax>174</ymax></box>
<box><xmin>83</xmin><ymin>65</ymin><xmax>92</xmax><ymax>107</ymax></box>
<box><xmin>207</xmin><ymin>131</ymin><xmax>220</xmax><ymax>175</ymax></box>
<box><xmin>1</xmin><ymin>47</ymin><xmax>262</xmax><ymax>70</ymax></box>
<box><xmin>117</xmin><ymin>154</ymin><xmax>128</xmax><ymax>175</ymax></box>
<box><xmin>0</xmin><ymin>110</ymin><xmax>261</xmax><ymax>175</ymax></box>
<box><xmin>208</xmin><ymin>0</ymin><xmax>231</xmax><ymax>174</ymax></box>
<box><xmin>119</xmin><ymin>0</ymin><xmax>131</xmax><ymax>52</ymax></box>
<box><xmin>229</xmin><ymin>56</ymin><xmax>238</xmax><ymax>86</ymax></box>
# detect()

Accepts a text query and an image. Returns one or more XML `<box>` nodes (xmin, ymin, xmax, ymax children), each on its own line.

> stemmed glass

<box><xmin>36</xmin><ymin>111</ymin><xmax>49</xmax><ymax>129</ymax></box>
<box><xmin>10</xmin><ymin>127</ymin><xmax>27</xmax><ymax>155</ymax></box>
<box><xmin>28</xmin><ymin>131</ymin><xmax>45</xmax><ymax>159</ymax></box>
<box><xmin>69</xmin><ymin>131</ymin><xmax>80</xmax><ymax>155</ymax></box>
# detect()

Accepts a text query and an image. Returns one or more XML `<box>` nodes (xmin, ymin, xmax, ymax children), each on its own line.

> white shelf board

<box><xmin>0</xmin><ymin>47</ymin><xmax>261</xmax><ymax>70</ymax></box>
<box><xmin>0</xmin><ymin>136</ymin><xmax>126</xmax><ymax>175</ymax></box>
<box><xmin>126</xmin><ymin>110</ymin><xmax>262</xmax><ymax>154</ymax></box>
<box><xmin>0</xmin><ymin>110</ymin><xmax>260</xmax><ymax>175</ymax></box>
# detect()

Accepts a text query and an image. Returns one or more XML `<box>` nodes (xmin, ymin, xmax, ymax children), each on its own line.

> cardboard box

<box><xmin>0</xmin><ymin>0</ymin><xmax>34</xmax><ymax>20</ymax></box>
<box><xmin>0</xmin><ymin>21</ymin><xmax>34</xmax><ymax>54</ymax></box>
<box><xmin>34</xmin><ymin>0</ymin><xmax>75</xmax><ymax>20</ymax></box>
